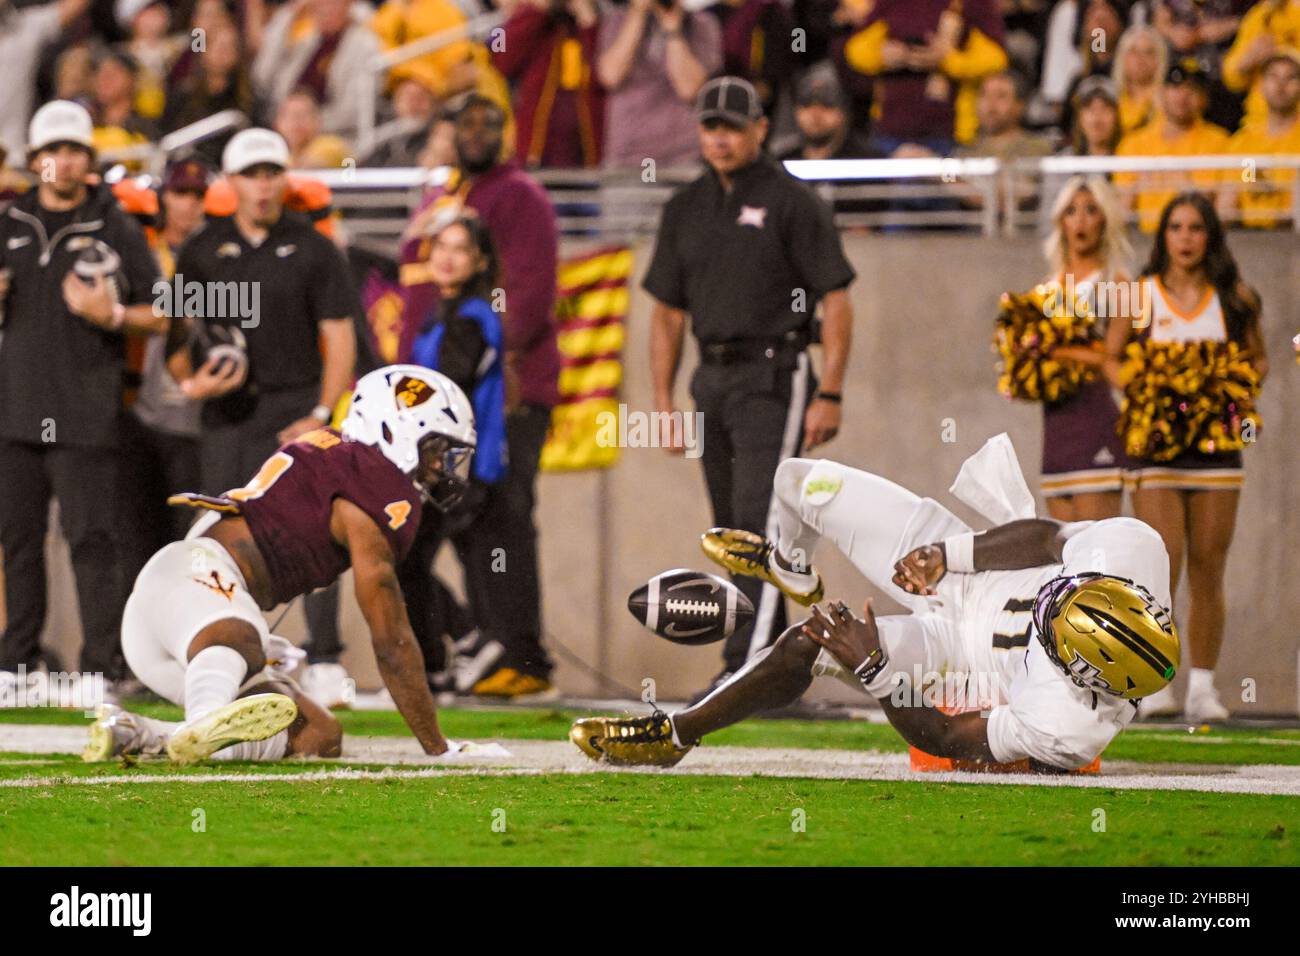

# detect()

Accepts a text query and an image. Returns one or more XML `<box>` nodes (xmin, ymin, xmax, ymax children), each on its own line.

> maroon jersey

<box><xmin>171</xmin><ymin>429</ymin><xmax>423</xmax><ymax>606</ymax></box>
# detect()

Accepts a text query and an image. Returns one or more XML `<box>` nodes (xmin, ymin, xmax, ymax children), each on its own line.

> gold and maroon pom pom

<box><xmin>1117</xmin><ymin>339</ymin><xmax>1262</xmax><ymax>461</ymax></box>
<box><xmin>993</xmin><ymin>282</ymin><xmax>1098</xmax><ymax>403</ymax></box>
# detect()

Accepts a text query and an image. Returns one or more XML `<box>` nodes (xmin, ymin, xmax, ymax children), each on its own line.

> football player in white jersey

<box><xmin>571</xmin><ymin>455</ymin><xmax>1180</xmax><ymax>772</ymax></box>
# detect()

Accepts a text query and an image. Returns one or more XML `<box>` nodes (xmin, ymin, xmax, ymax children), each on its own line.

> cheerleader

<box><xmin>1103</xmin><ymin>192</ymin><xmax>1269</xmax><ymax>721</ymax></box>
<box><xmin>1038</xmin><ymin>175</ymin><xmax>1134</xmax><ymax>521</ymax></box>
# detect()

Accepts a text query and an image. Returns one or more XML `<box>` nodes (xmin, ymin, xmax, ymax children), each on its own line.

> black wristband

<box><xmin>853</xmin><ymin>647</ymin><xmax>889</xmax><ymax>692</ymax></box>
<box><xmin>816</xmin><ymin>391</ymin><xmax>843</xmax><ymax>404</ymax></box>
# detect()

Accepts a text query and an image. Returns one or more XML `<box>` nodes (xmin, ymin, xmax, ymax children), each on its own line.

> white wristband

<box><xmin>941</xmin><ymin>532</ymin><xmax>976</xmax><ymax>574</ymax></box>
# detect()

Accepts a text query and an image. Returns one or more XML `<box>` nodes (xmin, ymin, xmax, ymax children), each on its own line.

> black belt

<box><xmin>698</xmin><ymin>330</ymin><xmax>810</xmax><ymax>365</ymax></box>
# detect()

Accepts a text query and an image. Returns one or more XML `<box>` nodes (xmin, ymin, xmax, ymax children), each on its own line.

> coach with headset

<box><xmin>644</xmin><ymin>76</ymin><xmax>856</xmax><ymax>700</ymax></box>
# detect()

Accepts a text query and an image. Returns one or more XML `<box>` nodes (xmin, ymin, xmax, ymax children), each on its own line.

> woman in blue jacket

<box><xmin>399</xmin><ymin>212</ymin><xmax>509</xmax><ymax>692</ymax></box>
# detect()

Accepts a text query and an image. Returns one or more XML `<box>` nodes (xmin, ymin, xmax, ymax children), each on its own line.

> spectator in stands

<box><xmin>1040</xmin><ymin>75</ymin><xmax>1123</xmax><ymax>232</ymax></box>
<box><xmin>89</xmin><ymin>49</ymin><xmax>160</xmax><ymax>161</ymax></box>
<box><xmin>844</xmin><ymin>0</ymin><xmax>1008</xmax><ymax>155</ymax></box>
<box><xmin>1038</xmin><ymin>0</ymin><xmax>1135</xmax><ymax>129</ymax></box>
<box><xmin>708</xmin><ymin>0</ymin><xmax>796</xmax><ymax>119</ymax></box>
<box><xmin>773</xmin><ymin>64</ymin><xmax>876</xmax><ymax>162</ymax></box>
<box><xmin>796</xmin><ymin>0</ymin><xmax>876</xmax><ymax>139</ymax></box>
<box><xmin>1115</xmin><ymin>57</ymin><xmax>1231</xmax><ymax>231</ymax></box>
<box><xmin>399</xmin><ymin>94</ymin><xmax>560</xmax><ymax>697</ymax></box>
<box><xmin>161</xmin><ymin>21</ymin><xmax>259</xmax><ymax>169</ymax></box>
<box><xmin>1228</xmin><ymin>48</ymin><xmax>1300</xmax><ymax>228</ymax></box>
<box><xmin>117</xmin><ymin>159</ymin><xmax>210</xmax><ymax>599</ymax></box>
<box><xmin>0</xmin><ymin>0</ymin><xmax>90</xmax><ymax>159</ymax></box>
<box><xmin>596</xmin><ymin>0</ymin><xmax>722</xmax><ymax>168</ymax></box>
<box><xmin>275</xmin><ymin>89</ymin><xmax>350</xmax><ymax>168</ymax></box>
<box><xmin>165</xmin><ymin>0</ymin><xmax>238</xmax><ymax>91</ymax></box>
<box><xmin>418</xmin><ymin>108</ymin><xmax>459</xmax><ymax>168</ymax></box>
<box><xmin>1000</xmin><ymin>0</ymin><xmax>1054</xmax><ymax>89</ymax></box>
<box><xmin>1222</xmin><ymin>0</ymin><xmax>1300</xmax><ymax>130</ymax></box>
<box><xmin>372</xmin><ymin>0</ymin><xmax>479</xmax><ymax>99</ymax></box>
<box><xmin>963</xmin><ymin>70</ymin><xmax>1055</xmax><ymax>162</ymax></box>
<box><xmin>360</xmin><ymin>76</ymin><xmax>441</xmax><ymax>167</ymax></box>
<box><xmin>494</xmin><ymin>0</ymin><xmax>606</xmax><ymax>169</ymax></box>
<box><xmin>1112</xmin><ymin>24</ymin><xmax>1166</xmax><ymax>134</ymax></box>
<box><xmin>254</xmin><ymin>0</ymin><xmax>380</xmax><ymax>139</ymax></box>
<box><xmin>54</xmin><ymin>43</ymin><xmax>96</xmax><ymax>107</ymax></box>
<box><xmin>1054</xmin><ymin>1</ymin><xmax>1130</xmax><ymax>136</ymax></box>
<box><xmin>0</xmin><ymin>101</ymin><xmax>164</xmax><ymax>688</ymax></box>
<box><xmin>1153</xmin><ymin>0</ymin><xmax>1247</xmax><ymax>130</ymax></box>
<box><xmin>117</xmin><ymin>0</ymin><xmax>182</xmax><ymax>122</ymax></box>
<box><xmin>771</xmin><ymin>65</ymin><xmax>886</xmax><ymax>228</ymax></box>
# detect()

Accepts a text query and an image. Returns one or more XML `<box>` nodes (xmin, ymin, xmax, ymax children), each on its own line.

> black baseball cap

<box><xmin>795</xmin><ymin>65</ymin><xmax>846</xmax><ymax>109</ymax></box>
<box><xmin>1167</xmin><ymin>57</ymin><xmax>1210</xmax><ymax>87</ymax></box>
<box><xmin>696</xmin><ymin>76</ymin><xmax>762</xmax><ymax>127</ymax></box>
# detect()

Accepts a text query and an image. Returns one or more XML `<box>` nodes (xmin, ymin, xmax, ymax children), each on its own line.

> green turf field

<box><xmin>2</xmin><ymin>707</ymin><xmax>1298</xmax><ymax>866</ymax></box>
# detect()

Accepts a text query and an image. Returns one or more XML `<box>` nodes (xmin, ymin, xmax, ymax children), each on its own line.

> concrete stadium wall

<box><xmin>16</xmin><ymin>231</ymin><xmax>1300</xmax><ymax>714</ymax></box>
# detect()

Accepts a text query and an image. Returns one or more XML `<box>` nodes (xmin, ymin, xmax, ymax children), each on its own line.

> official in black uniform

<box><xmin>643</xmin><ymin>76</ymin><xmax>856</xmax><ymax>696</ymax></box>
<box><xmin>0</xmin><ymin>101</ymin><xmax>165</xmax><ymax>682</ymax></box>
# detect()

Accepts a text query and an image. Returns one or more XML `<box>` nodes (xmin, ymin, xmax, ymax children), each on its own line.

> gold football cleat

<box><xmin>166</xmin><ymin>693</ymin><xmax>298</xmax><ymax>765</ymax></box>
<box><xmin>700</xmin><ymin>528</ymin><xmax>824</xmax><ymax>606</ymax></box>
<box><xmin>569</xmin><ymin>711</ymin><xmax>693</xmax><ymax>767</ymax></box>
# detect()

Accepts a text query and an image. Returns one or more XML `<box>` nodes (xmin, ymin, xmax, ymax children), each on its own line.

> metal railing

<box><xmin>300</xmin><ymin>154</ymin><xmax>1300</xmax><ymax>257</ymax></box>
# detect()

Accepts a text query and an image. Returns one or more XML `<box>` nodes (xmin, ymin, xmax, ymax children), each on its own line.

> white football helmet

<box><xmin>341</xmin><ymin>365</ymin><xmax>476</xmax><ymax>508</ymax></box>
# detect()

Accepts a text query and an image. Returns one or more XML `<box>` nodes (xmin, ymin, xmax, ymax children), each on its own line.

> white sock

<box><xmin>211</xmin><ymin>730</ymin><xmax>289</xmax><ymax>762</ymax></box>
<box><xmin>1188</xmin><ymin>667</ymin><xmax>1216</xmax><ymax>698</ymax></box>
<box><xmin>184</xmin><ymin>646</ymin><xmax>247</xmax><ymax>723</ymax></box>
<box><xmin>668</xmin><ymin>715</ymin><xmax>685</xmax><ymax>749</ymax></box>
<box><xmin>772</xmin><ymin>557</ymin><xmax>816</xmax><ymax>590</ymax></box>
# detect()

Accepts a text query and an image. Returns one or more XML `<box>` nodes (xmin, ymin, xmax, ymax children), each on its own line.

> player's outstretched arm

<box><xmin>334</xmin><ymin>499</ymin><xmax>449</xmax><ymax>756</ymax></box>
<box><xmin>877</xmin><ymin>697</ymin><xmax>997</xmax><ymax>763</ymax></box>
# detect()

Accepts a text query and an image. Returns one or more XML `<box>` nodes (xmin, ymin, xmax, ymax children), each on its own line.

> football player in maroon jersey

<box><xmin>84</xmin><ymin>366</ymin><xmax>476</xmax><ymax>764</ymax></box>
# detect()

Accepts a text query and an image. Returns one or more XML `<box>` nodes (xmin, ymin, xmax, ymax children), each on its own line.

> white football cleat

<box><xmin>1184</xmin><ymin>685</ymin><xmax>1230</xmax><ymax>723</ymax></box>
<box><xmin>83</xmin><ymin>703</ymin><xmax>169</xmax><ymax>762</ymax></box>
<box><xmin>1137</xmin><ymin>683</ymin><xmax>1180</xmax><ymax>719</ymax></box>
<box><xmin>167</xmin><ymin>693</ymin><xmax>297</xmax><ymax>765</ymax></box>
<box><xmin>300</xmin><ymin>662</ymin><xmax>353</xmax><ymax>709</ymax></box>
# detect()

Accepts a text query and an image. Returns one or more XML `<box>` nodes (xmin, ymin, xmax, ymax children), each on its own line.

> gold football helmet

<box><xmin>1033</xmin><ymin>574</ymin><xmax>1180</xmax><ymax>700</ymax></box>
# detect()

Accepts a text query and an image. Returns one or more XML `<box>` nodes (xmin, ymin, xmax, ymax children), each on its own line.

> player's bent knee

<box><xmin>772</xmin><ymin>621</ymin><xmax>821</xmax><ymax>673</ymax></box>
<box><xmin>774</xmin><ymin>457</ymin><xmax>815</xmax><ymax>505</ymax></box>
<box><xmin>187</xmin><ymin>618</ymin><xmax>266</xmax><ymax>675</ymax></box>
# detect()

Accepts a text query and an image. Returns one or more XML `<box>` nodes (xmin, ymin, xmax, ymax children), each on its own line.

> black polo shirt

<box><xmin>175</xmin><ymin>210</ymin><xmax>354</xmax><ymax>420</ymax></box>
<box><xmin>642</xmin><ymin>153</ymin><xmax>855</xmax><ymax>344</ymax></box>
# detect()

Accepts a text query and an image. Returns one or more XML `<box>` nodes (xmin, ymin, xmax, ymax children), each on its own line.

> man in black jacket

<box><xmin>0</xmin><ymin>100</ymin><xmax>164</xmax><ymax>688</ymax></box>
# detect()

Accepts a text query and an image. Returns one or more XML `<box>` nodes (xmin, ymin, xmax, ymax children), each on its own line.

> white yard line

<box><xmin>2</xmin><ymin>725</ymin><xmax>1300</xmax><ymax>796</ymax></box>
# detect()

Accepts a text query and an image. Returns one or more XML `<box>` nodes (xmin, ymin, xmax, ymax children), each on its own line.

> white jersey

<box><xmin>979</xmin><ymin>518</ymin><xmax>1172</xmax><ymax>768</ymax></box>
<box><xmin>1141</xmin><ymin>275</ymin><xmax>1227</xmax><ymax>343</ymax></box>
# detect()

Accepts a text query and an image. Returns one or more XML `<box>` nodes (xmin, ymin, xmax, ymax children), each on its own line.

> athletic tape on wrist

<box><xmin>942</xmin><ymin>532</ymin><xmax>976</xmax><ymax>574</ymax></box>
